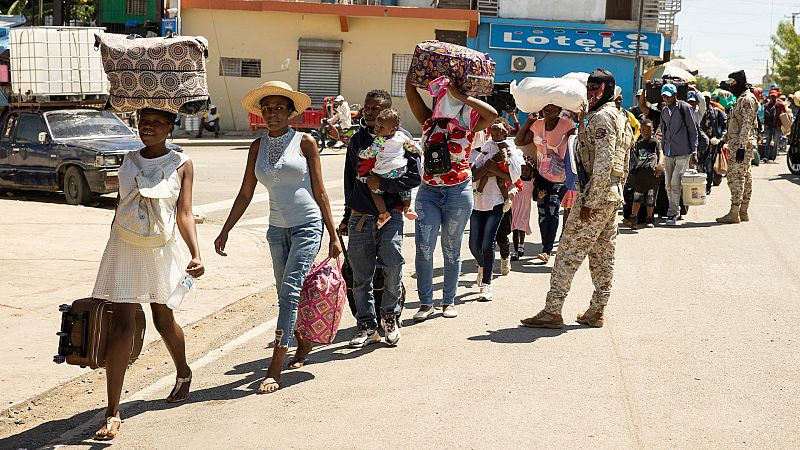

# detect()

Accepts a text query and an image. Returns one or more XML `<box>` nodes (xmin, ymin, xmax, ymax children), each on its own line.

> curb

<box><xmin>173</xmin><ymin>138</ymin><xmax>255</xmax><ymax>147</ymax></box>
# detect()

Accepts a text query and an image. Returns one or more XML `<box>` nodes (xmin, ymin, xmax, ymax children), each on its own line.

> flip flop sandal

<box><xmin>258</xmin><ymin>377</ymin><xmax>280</xmax><ymax>394</ymax></box>
<box><xmin>95</xmin><ymin>414</ymin><xmax>121</xmax><ymax>441</ymax></box>
<box><xmin>166</xmin><ymin>373</ymin><xmax>192</xmax><ymax>403</ymax></box>
<box><xmin>287</xmin><ymin>357</ymin><xmax>307</xmax><ymax>370</ymax></box>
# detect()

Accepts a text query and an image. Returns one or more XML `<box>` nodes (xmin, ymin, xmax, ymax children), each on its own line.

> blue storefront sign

<box><xmin>489</xmin><ymin>24</ymin><xmax>664</xmax><ymax>58</ymax></box>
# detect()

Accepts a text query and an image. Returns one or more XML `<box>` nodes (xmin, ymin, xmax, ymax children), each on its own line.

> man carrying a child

<box><xmin>339</xmin><ymin>89</ymin><xmax>422</xmax><ymax>348</ymax></box>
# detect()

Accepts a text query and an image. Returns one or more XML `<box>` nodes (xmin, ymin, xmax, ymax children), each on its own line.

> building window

<box><xmin>391</xmin><ymin>54</ymin><xmax>413</xmax><ymax>97</ymax></box>
<box><xmin>126</xmin><ymin>0</ymin><xmax>147</xmax><ymax>16</ymax></box>
<box><xmin>219</xmin><ymin>58</ymin><xmax>262</xmax><ymax>78</ymax></box>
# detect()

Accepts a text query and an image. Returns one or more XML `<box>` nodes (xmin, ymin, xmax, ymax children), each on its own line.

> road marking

<box><xmin>193</xmin><ymin>193</ymin><xmax>269</xmax><ymax>215</ymax></box>
<box><xmin>52</xmin><ymin>317</ymin><xmax>277</xmax><ymax>446</ymax></box>
<box><xmin>193</xmin><ymin>180</ymin><xmax>343</xmax><ymax>216</ymax></box>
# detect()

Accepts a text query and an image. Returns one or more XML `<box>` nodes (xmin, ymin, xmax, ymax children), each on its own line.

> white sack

<box><xmin>562</xmin><ymin>72</ymin><xmax>590</xmax><ymax>86</ymax></box>
<box><xmin>510</xmin><ymin>77</ymin><xmax>587</xmax><ymax>114</ymax></box>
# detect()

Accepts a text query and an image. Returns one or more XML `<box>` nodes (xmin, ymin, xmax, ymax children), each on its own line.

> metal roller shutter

<box><xmin>298</xmin><ymin>39</ymin><xmax>342</xmax><ymax>106</ymax></box>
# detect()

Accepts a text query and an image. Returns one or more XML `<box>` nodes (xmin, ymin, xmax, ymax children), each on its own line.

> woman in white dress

<box><xmin>91</xmin><ymin>108</ymin><xmax>205</xmax><ymax>440</ymax></box>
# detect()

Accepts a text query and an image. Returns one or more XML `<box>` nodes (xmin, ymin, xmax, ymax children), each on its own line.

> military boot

<box><xmin>739</xmin><ymin>202</ymin><xmax>750</xmax><ymax>222</ymax></box>
<box><xmin>576</xmin><ymin>306</ymin><xmax>605</xmax><ymax>328</ymax></box>
<box><xmin>520</xmin><ymin>310</ymin><xmax>564</xmax><ymax>329</ymax></box>
<box><xmin>715</xmin><ymin>205</ymin><xmax>741</xmax><ymax>224</ymax></box>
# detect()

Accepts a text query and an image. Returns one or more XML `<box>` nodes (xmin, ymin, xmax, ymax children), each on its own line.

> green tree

<box><xmin>694</xmin><ymin>74</ymin><xmax>720</xmax><ymax>92</ymax></box>
<box><xmin>772</xmin><ymin>20</ymin><xmax>800</xmax><ymax>94</ymax></box>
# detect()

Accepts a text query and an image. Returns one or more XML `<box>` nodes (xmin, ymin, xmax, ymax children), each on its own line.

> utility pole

<box><xmin>631</xmin><ymin>0</ymin><xmax>647</xmax><ymax>106</ymax></box>
<box><xmin>786</xmin><ymin>12</ymin><xmax>800</xmax><ymax>27</ymax></box>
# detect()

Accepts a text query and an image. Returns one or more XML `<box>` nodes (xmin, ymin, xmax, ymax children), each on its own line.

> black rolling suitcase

<box><xmin>54</xmin><ymin>298</ymin><xmax>146</xmax><ymax>369</ymax></box>
<box><xmin>339</xmin><ymin>234</ymin><xmax>405</xmax><ymax>327</ymax></box>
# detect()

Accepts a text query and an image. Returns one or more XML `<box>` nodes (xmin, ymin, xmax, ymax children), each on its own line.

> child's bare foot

<box><xmin>376</xmin><ymin>212</ymin><xmax>391</xmax><ymax>229</ymax></box>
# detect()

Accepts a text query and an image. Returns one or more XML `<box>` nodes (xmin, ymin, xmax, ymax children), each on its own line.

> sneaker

<box><xmin>382</xmin><ymin>316</ymin><xmax>401</xmax><ymax>346</ymax></box>
<box><xmin>517</xmin><ymin>249</ymin><xmax>525</xmax><ymax>258</ymax></box>
<box><xmin>478</xmin><ymin>284</ymin><xmax>493</xmax><ymax>302</ymax></box>
<box><xmin>503</xmin><ymin>198</ymin><xmax>513</xmax><ymax>212</ymax></box>
<box><xmin>510</xmin><ymin>251</ymin><xmax>519</xmax><ymax>261</ymax></box>
<box><xmin>349</xmin><ymin>328</ymin><xmax>381</xmax><ymax>348</ymax></box>
<box><xmin>500</xmin><ymin>256</ymin><xmax>511</xmax><ymax>275</ymax></box>
<box><xmin>476</xmin><ymin>266</ymin><xmax>484</xmax><ymax>287</ymax></box>
<box><xmin>442</xmin><ymin>305</ymin><xmax>459</xmax><ymax>318</ymax></box>
<box><xmin>645</xmin><ymin>217</ymin><xmax>655</xmax><ymax>228</ymax></box>
<box><xmin>665</xmin><ymin>216</ymin><xmax>677</xmax><ymax>226</ymax></box>
<box><xmin>412</xmin><ymin>305</ymin><xmax>435</xmax><ymax>322</ymax></box>
<box><xmin>520</xmin><ymin>310</ymin><xmax>564</xmax><ymax>329</ymax></box>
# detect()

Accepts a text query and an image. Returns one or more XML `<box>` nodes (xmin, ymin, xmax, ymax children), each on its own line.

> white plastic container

<box><xmin>167</xmin><ymin>274</ymin><xmax>195</xmax><ymax>310</ymax></box>
<box><xmin>681</xmin><ymin>169</ymin><xmax>707</xmax><ymax>206</ymax></box>
<box><xmin>9</xmin><ymin>27</ymin><xmax>108</xmax><ymax>100</ymax></box>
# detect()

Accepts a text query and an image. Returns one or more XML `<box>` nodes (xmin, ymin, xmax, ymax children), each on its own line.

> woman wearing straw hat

<box><xmin>214</xmin><ymin>81</ymin><xmax>342</xmax><ymax>394</ymax></box>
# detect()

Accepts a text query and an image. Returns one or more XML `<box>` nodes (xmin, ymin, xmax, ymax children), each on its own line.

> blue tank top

<box><xmin>255</xmin><ymin>130</ymin><xmax>322</xmax><ymax>228</ymax></box>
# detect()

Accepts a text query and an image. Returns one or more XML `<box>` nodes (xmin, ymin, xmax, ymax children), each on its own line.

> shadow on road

<box><xmin>0</xmin><ymin>358</ymin><xmax>314</xmax><ymax>449</ymax></box>
<box><xmin>0</xmin><ymin>189</ymin><xmax>116</xmax><ymax>210</ymax></box>
<box><xmin>467</xmin><ymin>324</ymin><xmax>584</xmax><ymax>344</ymax></box>
<box><xmin>770</xmin><ymin>172</ymin><xmax>800</xmax><ymax>186</ymax></box>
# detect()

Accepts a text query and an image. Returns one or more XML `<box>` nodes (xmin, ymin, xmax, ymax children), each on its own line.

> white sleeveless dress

<box><xmin>92</xmin><ymin>150</ymin><xmax>191</xmax><ymax>304</ymax></box>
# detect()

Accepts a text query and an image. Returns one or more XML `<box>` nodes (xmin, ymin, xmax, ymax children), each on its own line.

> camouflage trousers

<box><xmin>726</xmin><ymin>147</ymin><xmax>753</xmax><ymax>206</ymax></box>
<box><xmin>544</xmin><ymin>194</ymin><xmax>620</xmax><ymax>315</ymax></box>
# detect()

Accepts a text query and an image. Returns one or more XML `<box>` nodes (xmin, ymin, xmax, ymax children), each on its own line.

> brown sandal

<box><xmin>166</xmin><ymin>372</ymin><xmax>192</xmax><ymax>403</ymax></box>
<box><xmin>536</xmin><ymin>252</ymin><xmax>550</xmax><ymax>263</ymax></box>
<box><xmin>287</xmin><ymin>357</ymin><xmax>307</xmax><ymax>370</ymax></box>
<box><xmin>94</xmin><ymin>413</ymin><xmax>121</xmax><ymax>441</ymax></box>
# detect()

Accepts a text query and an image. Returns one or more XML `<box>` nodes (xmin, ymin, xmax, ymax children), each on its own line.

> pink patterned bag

<box><xmin>296</xmin><ymin>258</ymin><xmax>346</xmax><ymax>345</ymax></box>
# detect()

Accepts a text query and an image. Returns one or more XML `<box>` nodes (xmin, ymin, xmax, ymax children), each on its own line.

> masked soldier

<box><xmin>520</xmin><ymin>69</ymin><xmax>632</xmax><ymax>329</ymax></box>
<box><xmin>717</xmin><ymin>70</ymin><xmax>758</xmax><ymax>224</ymax></box>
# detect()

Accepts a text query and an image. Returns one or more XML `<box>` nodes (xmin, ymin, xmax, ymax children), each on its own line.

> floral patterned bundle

<box><xmin>95</xmin><ymin>33</ymin><xmax>210</xmax><ymax>114</ymax></box>
<box><xmin>408</xmin><ymin>40</ymin><xmax>495</xmax><ymax>97</ymax></box>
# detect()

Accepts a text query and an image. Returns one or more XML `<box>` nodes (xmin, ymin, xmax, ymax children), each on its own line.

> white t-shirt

<box><xmin>334</xmin><ymin>101</ymin><xmax>352</xmax><ymax>128</ymax></box>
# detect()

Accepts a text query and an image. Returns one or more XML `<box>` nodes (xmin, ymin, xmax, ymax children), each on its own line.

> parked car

<box><xmin>0</xmin><ymin>107</ymin><xmax>181</xmax><ymax>205</ymax></box>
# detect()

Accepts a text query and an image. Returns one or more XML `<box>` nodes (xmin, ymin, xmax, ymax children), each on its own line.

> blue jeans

<box><xmin>348</xmin><ymin>210</ymin><xmax>404</xmax><ymax>329</ymax></box>
<box><xmin>765</xmin><ymin>126</ymin><xmax>780</xmax><ymax>161</ymax></box>
<box><xmin>415</xmin><ymin>181</ymin><xmax>473</xmax><ymax>306</ymax></box>
<box><xmin>468</xmin><ymin>204</ymin><xmax>504</xmax><ymax>285</ymax></box>
<box><xmin>537</xmin><ymin>183</ymin><xmax>566</xmax><ymax>254</ymax></box>
<box><xmin>266</xmin><ymin>219</ymin><xmax>322</xmax><ymax>347</ymax></box>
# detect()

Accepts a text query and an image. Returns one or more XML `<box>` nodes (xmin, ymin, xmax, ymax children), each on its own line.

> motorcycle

<box><xmin>318</xmin><ymin>97</ymin><xmax>362</xmax><ymax>149</ymax></box>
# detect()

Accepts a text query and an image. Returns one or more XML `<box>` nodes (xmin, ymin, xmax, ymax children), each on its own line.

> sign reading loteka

<box><xmin>489</xmin><ymin>24</ymin><xmax>665</xmax><ymax>58</ymax></box>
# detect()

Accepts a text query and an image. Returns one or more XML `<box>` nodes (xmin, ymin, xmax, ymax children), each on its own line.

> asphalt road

<box><xmin>1</xmin><ymin>148</ymin><xmax>799</xmax><ymax>449</ymax></box>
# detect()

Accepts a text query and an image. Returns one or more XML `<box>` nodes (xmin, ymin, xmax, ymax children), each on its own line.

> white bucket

<box><xmin>681</xmin><ymin>169</ymin><xmax>706</xmax><ymax>206</ymax></box>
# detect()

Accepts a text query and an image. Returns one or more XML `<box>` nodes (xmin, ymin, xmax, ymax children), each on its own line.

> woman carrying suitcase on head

<box><xmin>91</xmin><ymin>108</ymin><xmax>205</xmax><ymax>440</ymax></box>
<box><xmin>214</xmin><ymin>81</ymin><xmax>341</xmax><ymax>395</ymax></box>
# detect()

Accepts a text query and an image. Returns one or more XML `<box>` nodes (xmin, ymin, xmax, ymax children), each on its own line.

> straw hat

<box><xmin>241</xmin><ymin>81</ymin><xmax>311</xmax><ymax>118</ymax></box>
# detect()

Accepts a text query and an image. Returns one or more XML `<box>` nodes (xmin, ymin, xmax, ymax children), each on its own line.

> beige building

<box><xmin>182</xmin><ymin>0</ymin><xmax>479</xmax><ymax>135</ymax></box>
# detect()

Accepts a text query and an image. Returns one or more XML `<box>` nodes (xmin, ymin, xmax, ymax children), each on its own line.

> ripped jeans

<box><xmin>266</xmin><ymin>219</ymin><xmax>322</xmax><ymax>347</ymax></box>
<box><xmin>415</xmin><ymin>181</ymin><xmax>473</xmax><ymax>307</ymax></box>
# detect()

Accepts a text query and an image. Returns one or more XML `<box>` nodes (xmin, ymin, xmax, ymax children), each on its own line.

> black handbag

<box><xmin>423</xmin><ymin>120</ymin><xmax>452</xmax><ymax>176</ymax></box>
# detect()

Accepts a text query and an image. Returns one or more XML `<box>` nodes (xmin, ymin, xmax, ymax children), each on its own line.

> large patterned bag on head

<box><xmin>95</xmin><ymin>33</ymin><xmax>210</xmax><ymax>114</ymax></box>
<box><xmin>296</xmin><ymin>258</ymin><xmax>347</xmax><ymax>345</ymax></box>
<box><xmin>409</xmin><ymin>40</ymin><xmax>495</xmax><ymax>97</ymax></box>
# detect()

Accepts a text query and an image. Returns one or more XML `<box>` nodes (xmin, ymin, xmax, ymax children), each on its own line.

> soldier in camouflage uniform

<box><xmin>717</xmin><ymin>70</ymin><xmax>759</xmax><ymax>224</ymax></box>
<box><xmin>521</xmin><ymin>69</ymin><xmax>631</xmax><ymax>329</ymax></box>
